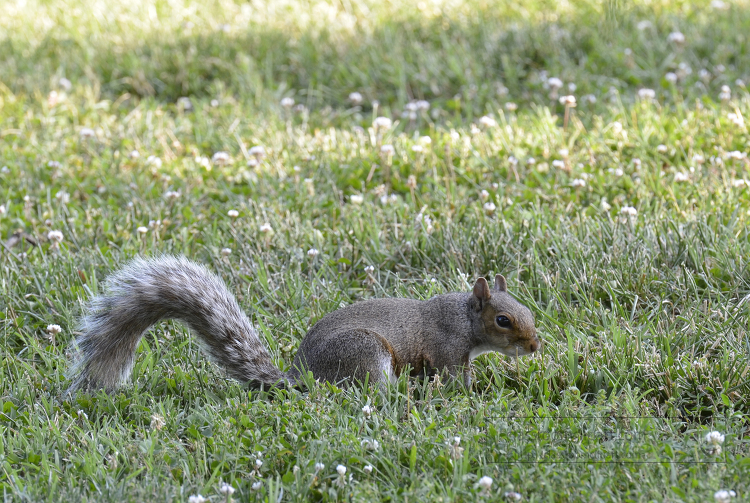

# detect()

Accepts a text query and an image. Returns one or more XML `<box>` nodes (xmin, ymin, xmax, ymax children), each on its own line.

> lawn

<box><xmin>0</xmin><ymin>0</ymin><xmax>748</xmax><ymax>501</ymax></box>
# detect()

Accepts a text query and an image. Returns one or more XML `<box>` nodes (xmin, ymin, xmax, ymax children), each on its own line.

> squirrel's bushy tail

<box><xmin>67</xmin><ymin>256</ymin><xmax>289</xmax><ymax>393</ymax></box>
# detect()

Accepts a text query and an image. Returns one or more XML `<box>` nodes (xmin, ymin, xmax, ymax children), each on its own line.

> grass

<box><xmin>1</xmin><ymin>0</ymin><xmax>749</xmax><ymax>501</ymax></box>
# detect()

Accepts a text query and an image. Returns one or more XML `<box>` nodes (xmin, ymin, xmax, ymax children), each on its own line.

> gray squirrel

<box><xmin>66</xmin><ymin>256</ymin><xmax>540</xmax><ymax>393</ymax></box>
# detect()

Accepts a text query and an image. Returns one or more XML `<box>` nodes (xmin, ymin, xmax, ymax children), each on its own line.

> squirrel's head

<box><xmin>471</xmin><ymin>274</ymin><xmax>541</xmax><ymax>357</ymax></box>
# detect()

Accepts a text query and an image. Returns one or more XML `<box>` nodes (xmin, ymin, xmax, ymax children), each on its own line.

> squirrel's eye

<box><xmin>496</xmin><ymin>315</ymin><xmax>511</xmax><ymax>328</ymax></box>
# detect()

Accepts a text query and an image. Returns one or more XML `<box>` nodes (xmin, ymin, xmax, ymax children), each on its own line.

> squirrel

<box><xmin>66</xmin><ymin>256</ymin><xmax>541</xmax><ymax>393</ymax></box>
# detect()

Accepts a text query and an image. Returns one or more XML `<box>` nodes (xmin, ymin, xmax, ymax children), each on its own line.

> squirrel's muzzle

<box><xmin>527</xmin><ymin>337</ymin><xmax>542</xmax><ymax>353</ymax></box>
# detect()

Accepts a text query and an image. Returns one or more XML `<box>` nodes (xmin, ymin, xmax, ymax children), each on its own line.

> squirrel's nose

<box><xmin>528</xmin><ymin>340</ymin><xmax>541</xmax><ymax>353</ymax></box>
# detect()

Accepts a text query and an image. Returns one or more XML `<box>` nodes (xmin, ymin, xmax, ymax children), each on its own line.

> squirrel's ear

<box><xmin>494</xmin><ymin>274</ymin><xmax>507</xmax><ymax>292</ymax></box>
<box><xmin>473</xmin><ymin>277</ymin><xmax>492</xmax><ymax>302</ymax></box>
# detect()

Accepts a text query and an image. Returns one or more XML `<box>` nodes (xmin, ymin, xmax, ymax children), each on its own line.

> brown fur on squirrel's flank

<box><xmin>66</xmin><ymin>256</ymin><xmax>540</xmax><ymax>393</ymax></box>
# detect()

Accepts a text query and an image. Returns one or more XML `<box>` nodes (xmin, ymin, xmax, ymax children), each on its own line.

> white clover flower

<box><xmin>727</xmin><ymin>113</ymin><xmax>745</xmax><ymax>128</ymax></box>
<box><xmin>448</xmin><ymin>436</ymin><xmax>464</xmax><ymax>459</ymax></box>
<box><xmin>221</xmin><ymin>248</ymin><xmax>232</xmax><ymax>256</ymax></box>
<box><xmin>373</xmin><ymin>117</ymin><xmax>392</xmax><ymax>130</ymax></box>
<box><xmin>416</xmin><ymin>100</ymin><xmax>430</xmax><ymax>111</ymax></box>
<box><xmin>705</xmin><ymin>431</ymin><xmax>725</xmax><ymax>445</ymax></box>
<box><xmin>349</xmin><ymin>92</ymin><xmax>363</xmax><ymax>104</ymax></box>
<box><xmin>620</xmin><ymin>206</ymin><xmax>638</xmax><ymax>217</ymax></box>
<box><xmin>362</xmin><ymin>404</ymin><xmax>374</xmax><ymax>417</ymax></box>
<box><xmin>478</xmin><ymin>476</ymin><xmax>493</xmax><ymax>495</ymax></box>
<box><xmin>164</xmin><ymin>190</ymin><xmax>181</xmax><ymax>200</ymax></box>
<box><xmin>612</xmin><ymin>121</ymin><xmax>623</xmax><ymax>135</ymax></box>
<box><xmin>219</xmin><ymin>482</ymin><xmax>235</xmax><ymax>495</ymax></box>
<box><xmin>692</xmin><ymin>154</ymin><xmax>704</xmax><ymax>164</ymax></box>
<box><xmin>280</xmin><ymin>97</ymin><xmax>294</xmax><ymax>108</ymax></box>
<box><xmin>227</xmin><ymin>210</ymin><xmax>239</xmax><ymax>218</ymax></box>
<box><xmin>255</xmin><ymin>458</ymin><xmax>263</xmax><ymax>468</ymax></box>
<box><xmin>637</xmin><ymin>20</ymin><xmax>652</xmax><ymax>30</ymax></box>
<box><xmin>377</xmin><ymin>193</ymin><xmax>397</xmax><ymax>205</ymax></box>
<box><xmin>419</xmin><ymin>136</ymin><xmax>432</xmax><ymax>145</ymax></box>
<box><xmin>668</xmin><ymin>31</ymin><xmax>686</xmax><ymax>44</ymax></box>
<box><xmin>509</xmin><ymin>156</ymin><xmax>519</xmax><ymax>166</ymax></box>
<box><xmin>720</xmin><ymin>85</ymin><xmax>731</xmax><ymax>101</ymax></box>
<box><xmin>732</xmin><ymin>179</ymin><xmax>747</xmax><ymax>187</ymax></box>
<box><xmin>677</xmin><ymin>62</ymin><xmax>692</xmax><ymax>78</ymax></box>
<box><xmin>674</xmin><ymin>172</ymin><xmax>690</xmax><ymax>182</ymax></box>
<box><xmin>527</xmin><ymin>157</ymin><xmax>536</xmax><ymax>165</ymax></box>
<box><xmin>176</xmin><ymin>97</ymin><xmax>193</xmax><ymax>112</ymax></box>
<box><xmin>58</xmin><ymin>77</ymin><xmax>72</xmax><ymax>91</ymax></box>
<box><xmin>582</xmin><ymin>94</ymin><xmax>597</xmax><ymax>104</ymax></box>
<box><xmin>47</xmin><ymin>160</ymin><xmax>61</xmax><ymax>168</ymax></box>
<box><xmin>552</xmin><ymin>160</ymin><xmax>566</xmax><ymax>169</ymax></box>
<box><xmin>480</xmin><ymin>189</ymin><xmax>490</xmax><ymax>200</ymax></box>
<box><xmin>638</xmin><ymin>88</ymin><xmax>656</xmax><ymax>100</ymax></box>
<box><xmin>56</xmin><ymin>191</ymin><xmax>70</xmax><ymax>204</ymax></box>
<box><xmin>736</xmin><ymin>79</ymin><xmax>746</xmax><ymax>88</ymax></box>
<box><xmin>364</xmin><ymin>265</ymin><xmax>375</xmax><ymax>273</ymax></box>
<box><xmin>194</xmin><ymin>156</ymin><xmax>211</xmax><ymax>168</ymax></box>
<box><xmin>363</xmin><ymin>465</ymin><xmax>373</xmax><ymax>474</ymax></box>
<box><xmin>411</xmin><ymin>145</ymin><xmax>424</xmax><ymax>153</ymax></box>
<box><xmin>251</xmin><ymin>481</ymin><xmax>262</xmax><ymax>491</ymax></box>
<box><xmin>47</xmin><ymin>324</ymin><xmax>62</xmax><ymax>335</ymax></box>
<box><xmin>79</xmin><ymin>127</ymin><xmax>95</xmax><ymax>138</ymax></box>
<box><xmin>188</xmin><ymin>496</ymin><xmax>207</xmax><ymax>503</ymax></box>
<box><xmin>547</xmin><ymin>77</ymin><xmax>563</xmax><ymax>89</ymax></box>
<box><xmin>559</xmin><ymin>148</ymin><xmax>569</xmax><ymax>157</ymax></box>
<box><xmin>380</xmin><ymin>144</ymin><xmax>395</xmax><ymax>155</ymax></box>
<box><xmin>314</xmin><ymin>462</ymin><xmax>325</xmax><ymax>472</ymax></box>
<box><xmin>483</xmin><ymin>202</ymin><xmax>496</xmax><ymax>214</ymax></box>
<box><xmin>711</xmin><ymin>0</ymin><xmax>729</xmax><ymax>9</ymax></box>
<box><xmin>657</xmin><ymin>144</ymin><xmax>668</xmax><ymax>154</ymax></box>
<box><xmin>336</xmin><ymin>465</ymin><xmax>347</xmax><ymax>476</ymax></box>
<box><xmin>307</xmin><ymin>248</ymin><xmax>319</xmax><ymax>258</ymax></box>
<box><xmin>665</xmin><ymin>72</ymin><xmax>678</xmax><ymax>84</ymax></box>
<box><xmin>361</xmin><ymin>438</ymin><xmax>380</xmax><ymax>450</ymax></box>
<box><xmin>727</xmin><ymin>151</ymin><xmax>746</xmax><ymax>160</ymax></box>
<box><xmin>48</xmin><ymin>230</ymin><xmax>64</xmax><ymax>243</ymax></box>
<box><xmin>571</xmin><ymin>178</ymin><xmax>586</xmax><ymax>188</ymax></box>
<box><xmin>479</xmin><ymin>116</ymin><xmax>497</xmax><ymax>128</ymax></box>
<box><xmin>0</xmin><ymin>204</ymin><xmax>5</xmax><ymax>215</ymax></box>
<box><xmin>137</xmin><ymin>226</ymin><xmax>148</xmax><ymax>234</ymax></box>
<box><xmin>212</xmin><ymin>151</ymin><xmax>230</xmax><ymax>165</ymax></box>
<box><xmin>715</xmin><ymin>490</ymin><xmax>737</xmax><ymax>503</ymax></box>
<box><xmin>350</xmin><ymin>194</ymin><xmax>364</xmax><ymax>204</ymax></box>
<box><xmin>504</xmin><ymin>102</ymin><xmax>518</xmax><ymax>111</ymax></box>
<box><xmin>249</xmin><ymin>146</ymin><xmax>266</xmax><ymax>159</ymax></box>
<box><xmin>260</xmin><ymin>223</ymin><xmax>273</xmax><ymax>233</ymax></box>
<box><xmin>504</xmin><ymin>492</ymin><xmax>523</xmax><ymax>502</ymax></box>
<box><xmin>559</xmin><ymin>95</ymin><xmax>577</xmax><ymax>106</ymax></box>
<box><xmin>147</xmin><ymin>155</ymin><xmax>163</xmax><ymax>168</ymax></box>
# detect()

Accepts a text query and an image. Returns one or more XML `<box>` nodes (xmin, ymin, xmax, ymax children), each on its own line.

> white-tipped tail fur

<box><xmin>67</xmin><ymin>256</ymin><xmax>289</xmax><ymax>393</ymax></box>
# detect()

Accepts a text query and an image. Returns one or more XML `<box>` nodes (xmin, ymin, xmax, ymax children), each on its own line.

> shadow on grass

<box><xmin>1</xmin><ymin>2</ymin><xmax>748</xmax><ymax>108</ymax></box>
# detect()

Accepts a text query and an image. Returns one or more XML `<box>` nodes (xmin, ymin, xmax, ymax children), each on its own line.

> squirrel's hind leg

<box><xmin>293</xmin><ymin>328</ymin><xmax>399</xmax><ymax>387</ymax></box>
